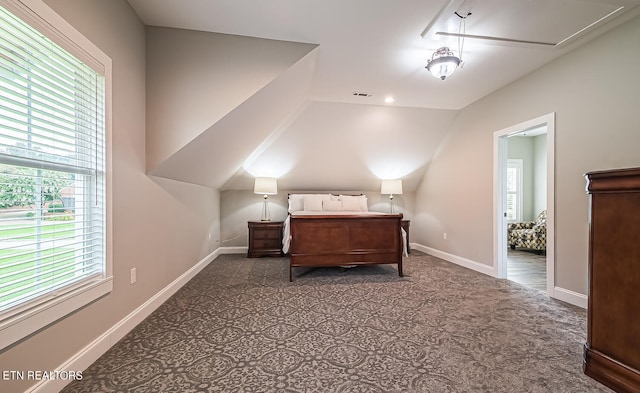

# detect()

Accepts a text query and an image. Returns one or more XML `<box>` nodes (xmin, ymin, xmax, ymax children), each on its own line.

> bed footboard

<box><xmin>289</xmin><ymin>214</ymin><xmax>403</xmax><ymax>281</ymax></box>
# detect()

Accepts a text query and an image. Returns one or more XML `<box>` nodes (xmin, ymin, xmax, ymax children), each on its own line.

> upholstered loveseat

<box><xmin>507</xmin><ymin>210</ymin><xmax>547</xmax><ymax>252</ymax></box>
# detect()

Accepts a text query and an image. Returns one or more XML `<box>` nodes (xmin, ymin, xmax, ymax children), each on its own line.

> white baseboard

<box><xmin>29</xmin><ymin>248</ymin><xmax>223</xmax><ymax>393</ymax></box>
<box><xmin>412</xmin><ymin>243</ymin><xmax>496</xmax><ymax>277</ymax></box>
<box><xmin>552</xmin><ymin>286</ymin><xmax>587</xmax><ymax>309</ymax></box>
<box><xmin>412</xmin><ymin>243</ymin><xmax>588</xmax><ymax>309</ymax></box>
<box><xmin>219</xmin><ymin>246</ymin><xmax>248</xmax><ymax>254</ymax></box>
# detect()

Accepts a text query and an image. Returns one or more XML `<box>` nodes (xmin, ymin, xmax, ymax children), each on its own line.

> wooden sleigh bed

<box><xmin>284</xmin><ymin>194</ymin><xmax>404</xmax><ymax>281</ymax></box>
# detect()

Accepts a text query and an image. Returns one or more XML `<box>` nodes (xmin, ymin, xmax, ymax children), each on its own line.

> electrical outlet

<box><xmin>443</xmin><ymin>232</ymin><xmax>447</xmax><ymax>240</ymax></box>
<box><xmin>130</xmin><ymin>268</ymin><xmax>136</xmax><ymax>284</ymax></box>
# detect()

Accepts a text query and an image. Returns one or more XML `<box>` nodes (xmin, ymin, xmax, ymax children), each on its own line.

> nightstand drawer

<box><xmin>252</xmin><ymin>238</ymin><xmax>280</xmax><ymax>249</ymax></box>
<box><xmin>252</xmin><ymin>228</ymin><xmax>280</xmax><ymax>240</ymax></box>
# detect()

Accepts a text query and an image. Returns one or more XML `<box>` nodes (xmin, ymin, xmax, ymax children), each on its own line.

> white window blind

<box><xmin>0</xmin><ymin>1</ymin><xmax>107</xmax><ymax>338</ymax></box>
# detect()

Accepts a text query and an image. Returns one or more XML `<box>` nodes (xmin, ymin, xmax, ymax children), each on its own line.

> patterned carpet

<box><xmin>62</xmin><ymin>251</ymin><xmax>610</xmax><ymax>392</ymax></box>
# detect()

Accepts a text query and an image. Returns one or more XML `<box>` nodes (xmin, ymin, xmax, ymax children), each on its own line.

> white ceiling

<box><xmin>127</xmin><ymin>0</ymin><xmax>640</xmax><ymax>192</ymax></box>
<box><xmin>128</xmin><ymin>0</ymin><xmax>640</xmax><ymax>110</ymax></box>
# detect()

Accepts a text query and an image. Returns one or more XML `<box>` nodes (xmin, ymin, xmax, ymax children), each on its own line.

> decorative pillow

<box><xmin>340</xmin><ymin>195</ymin><xmax>362</xmax><ymax>211</ymax></box>
<box><xmin>288</xmin><ymin>195</ymin><xmax>304</xmax><ymax>213</ymax></box>
<box><xmin>359</xmin><ymin>196</ymin><xmax>368</xmax><ymax>212</ymax></box>
<box><xmin>337</xmin><ymin>194</ymin><xmax>368</xmax><ymax>212</ymax></box>
<box><xmin>323</xmin><ymin>200</ymin><xmax>342</xmax><ymax>212</ymax></box>
<box><xmin>306</xmin><ymin>194</ymin><xmax>332</xmax><ymax>202</ymax></box>
<box><xmin>303</xmin><ymin>195</ymin><xmax>324</xmax><ymax>212</ymax></box>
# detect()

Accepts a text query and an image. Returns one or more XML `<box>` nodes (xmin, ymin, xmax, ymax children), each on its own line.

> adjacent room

<box><xmin>505</xmin><ymin>129</ymin><xmax>548</xmax><ymax>291</ymax></box>
<box><xmin>1</xmin><ymin>0</ymin><xmax>639</xmax><ymax>392</ymax></box>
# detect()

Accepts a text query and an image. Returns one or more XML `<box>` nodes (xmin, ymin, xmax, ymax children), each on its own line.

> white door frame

<box><xmin>493</xmin><ymin>113</ymin><xmax>555</xmax><ymax>296</ymax></box>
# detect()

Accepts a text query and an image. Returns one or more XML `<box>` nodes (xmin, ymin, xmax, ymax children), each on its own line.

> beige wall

<box><xmin>532</xmin><ymin>134</ymin><xmax>547</xmax><ymax>217</ymax></box>
<box><xmin>508</xmin><ymin>136</ymin><xmax>535</xmax><ymax>221</ymax></box>
<box><xmin>221</xmin><ymin>101</ymin><xmax>458</xmax><ymax>192</ymax></box>
<box><xmin>220</xmin><ymin>190</ymin><xmax>415</xmax><ymax>247</ymax></box>
<box><xmin>0</xmin><ymin>1</ymin><xmax>219</xmax><ymax>392</ymax></box>
<box><xmin>415</xmin><ymin>14</ymin><xmax>640</xmax><ymax>295</ymax></box>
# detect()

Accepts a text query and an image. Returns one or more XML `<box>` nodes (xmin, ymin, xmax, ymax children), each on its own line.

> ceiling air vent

<box><xmin>352</xmin><ymin>92</ymin><xmax>372</xmax><ymax>97</ymax></box>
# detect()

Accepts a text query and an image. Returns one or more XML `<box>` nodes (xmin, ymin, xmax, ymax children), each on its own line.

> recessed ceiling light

<box><xmin>384</xmin><ymin>96</ymin><xmax>395</xmax><ymax>104</ymax></box>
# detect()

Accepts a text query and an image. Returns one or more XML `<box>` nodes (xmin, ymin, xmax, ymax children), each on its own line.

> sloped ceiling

<box><xmin>145</xmin><ymin>27</ymin><xmax>318</xmax><ymax>174</ymax></box>
<box><xmin>224</xmin><ymin>102</ymin><xmax>457</xmax><ymax>191</ymax></box>
<box><xmin>132</xmin><ymin>0</ymin><xmax>640</xmax><ymax>192</ymax></box>
<box><xmin>149</xmin><ymin>42</ymin><xmax>319</xmax><ymax>188</ymax></box>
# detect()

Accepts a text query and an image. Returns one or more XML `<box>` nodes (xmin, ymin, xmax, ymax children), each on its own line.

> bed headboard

<box><xmin>288</xmin><ymin>193</ymin><xmax>368</xmax><ymax>213</ymax></box>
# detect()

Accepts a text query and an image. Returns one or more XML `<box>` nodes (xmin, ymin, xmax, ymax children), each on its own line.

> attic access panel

<box><xmin>422</xmin><ymin>0</ymin><xmax>640</xmax><ymax>48</ymax></box>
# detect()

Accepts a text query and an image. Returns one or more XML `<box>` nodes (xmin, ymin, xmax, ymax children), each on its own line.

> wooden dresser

<box><xmin>584</xmin><ymin>167</ymin><xmax>640</xmax><ymax>392</ymax></box>
<box><xmin>247</xmin><ymin>221</ymin><xmax>284</xmax><ymax>258</ymax></box>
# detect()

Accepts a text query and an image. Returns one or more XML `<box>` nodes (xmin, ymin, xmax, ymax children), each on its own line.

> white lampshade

<box><xmin>381</xmin><ymin>179</ymin><xmax>403</xmax><ymax>195</ymax></box>
<box><xmin>254</xmin><ymin>177</ymin><xmax>277</xmax><ymax>195</ymax></box>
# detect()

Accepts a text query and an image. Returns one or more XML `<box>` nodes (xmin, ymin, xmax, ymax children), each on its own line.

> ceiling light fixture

<box><xmin>424</xmin><ymin>10</ymin><xmax>470</xmax><ymax>81</ymax></box>
<box><xmin>425</xmin><ymin>47</ymin><xmax>460</xmax><ymax>80</ymax></box>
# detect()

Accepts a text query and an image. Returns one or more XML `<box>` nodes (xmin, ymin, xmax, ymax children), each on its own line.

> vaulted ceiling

<box><xmin>127</xmin><ymin>0</ymin><xmax>640</xmax><ymax>191</ymax></box>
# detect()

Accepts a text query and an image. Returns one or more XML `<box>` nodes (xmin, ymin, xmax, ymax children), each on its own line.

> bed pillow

<box><xmin>338</xmin><ymin>194</ymin><xmax>368</xmax><ymax>212</ymax></box>
<box><xmin>340</xmin><ymin>195</ymin><xmax>362</xmax><ymax>211</ymax></box>
<box><xmin>323</xmin><ymin>200</ymin><xmax>342</xmax><ymax>212</ymax></box>
<box><xmin>303</xmin><ymin>195</ymin><xmax>324</xmax><ymax>212</ymax></box>
<box><xmin>359</xmin><ymin>196</ymin><xmax>368</xmax><ymax>212</ymax></box>
<box><xmin>288</xmin><ymin>195</ymin><xmax>304</xmax><ymax>213</ymax></box>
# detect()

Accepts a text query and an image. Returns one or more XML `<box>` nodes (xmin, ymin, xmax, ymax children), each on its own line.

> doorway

<box><xmin>493</xmin><ymin>113</ymin><xmax>555</xmax><ymax>296</ymax></box>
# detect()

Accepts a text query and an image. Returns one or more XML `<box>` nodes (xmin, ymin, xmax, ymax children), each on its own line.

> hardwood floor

<box><xmin>507</xmin><ymin>248</ymin><xmax>547</xmax><ymax>291</ymax></box>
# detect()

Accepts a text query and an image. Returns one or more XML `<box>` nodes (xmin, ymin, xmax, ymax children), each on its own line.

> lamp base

<box><xmin>261</xmin><ymin>196</ymin><xmax>271</xmax><ymax>222</ymax></box>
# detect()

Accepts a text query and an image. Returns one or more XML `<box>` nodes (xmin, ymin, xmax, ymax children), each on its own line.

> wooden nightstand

<box><xmin>247</xmin><ymin>221</ymin><xmax>284</xmax><ymax>258</ymax></box>
<box><xmin>401</xmin><ymin>220</ymin><xmax>410</xmax><ymax>254</ymax></box>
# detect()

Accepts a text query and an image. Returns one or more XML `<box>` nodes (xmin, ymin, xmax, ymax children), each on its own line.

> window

<box><xmin>0</xmin><ymin>0</ymin><xmax>111</xmax><ymax>349</ymax></box>
<box><xmin>506</xmin><ymin>159</ymin><xmax>523</xmax><ymax>222</ymax></box>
